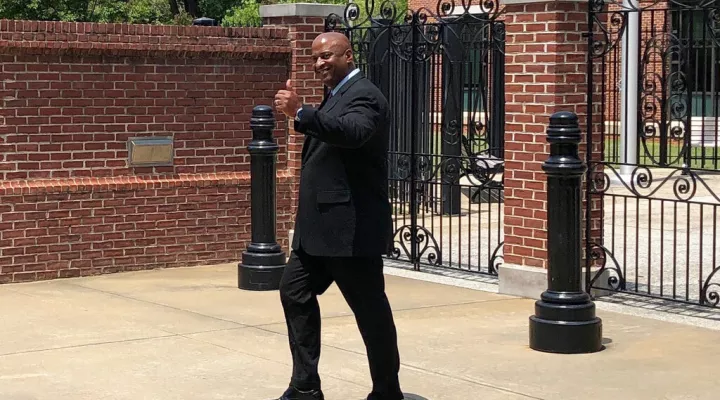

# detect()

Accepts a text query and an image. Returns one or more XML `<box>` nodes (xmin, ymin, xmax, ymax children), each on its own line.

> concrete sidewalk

<box><xmin>0</xmin><ymin>264</ymin><xmax>718</xmax><ymax>400</ymax></box>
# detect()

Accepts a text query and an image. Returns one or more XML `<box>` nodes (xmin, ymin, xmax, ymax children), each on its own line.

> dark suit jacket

<box><xmin>291</xmin><ymin>71</ymin><xmax>392</xmax><ymax>258</ymax></box>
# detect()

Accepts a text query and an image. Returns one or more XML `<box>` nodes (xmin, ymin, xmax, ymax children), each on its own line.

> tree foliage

<box><xmin>0</xmin><ymin>0</ymin><xmax>409</xmax><ymax>27</ymax></box>
<box><xmin>0</xmin><ymin>0</ymin><xmax>185</xmax><ymax>24</ymax></box>
<box><xmin>221</xmin><ymin>0</ymin><xmax>262</xmax><ymax>27</ymax></box>
<box><xmin>0</xmin><ymin>0</ymin><xmax>90</xmax><ymax>21</ymax></box>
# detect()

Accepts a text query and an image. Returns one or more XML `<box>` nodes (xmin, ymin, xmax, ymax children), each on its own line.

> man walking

<box><xmin>272</xmin><ymin>32</ymin><xmax>403</xmax><ymax>400</ymax></box>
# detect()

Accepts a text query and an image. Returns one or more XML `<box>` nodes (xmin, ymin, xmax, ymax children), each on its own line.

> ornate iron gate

<box><xmin>325</xmin><ymin>1</ymin><xmax>505</xmax><ymax>274</ymax></box>
<box><xmin>586</xmin><ymin>0</ymin><xmax>720</xmax><ymax>306</ymax></box>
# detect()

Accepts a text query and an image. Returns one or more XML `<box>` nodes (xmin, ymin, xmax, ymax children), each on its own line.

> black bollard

<box><xmin>528</xmin><ymin>111</ymin><xmax>603</xmax><ymax>354</ymax></box>
<box><xmin>237</xmin><ymin>105</ymin><xmax>286</xmax><ymax>291</ymax></box>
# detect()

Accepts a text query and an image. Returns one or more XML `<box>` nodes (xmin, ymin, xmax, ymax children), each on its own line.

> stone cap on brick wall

<box><xmin>0</xmin><ymin>19</ymin><xmax>288</xmax><ymax>38</ymax></box>
<box><xmin>260</xmin><ymin>3</ymin><xmax>346</xmax><ymax>18</ymax></box>
<box><xmin>0</xmin><ymin>19</ymin><xmax>290</xmax><ymax>58</ymax></box>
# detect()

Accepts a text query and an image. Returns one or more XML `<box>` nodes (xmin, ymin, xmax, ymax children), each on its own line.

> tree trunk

<box><xmin>182</xmin><ymin>0</ymin><xmax>200</xmax><ymax>17</ymax></box>
<box><xmin>168</xmin><ymin>0</ymin><xmax>180</xmax><ymax>15</ymax></box>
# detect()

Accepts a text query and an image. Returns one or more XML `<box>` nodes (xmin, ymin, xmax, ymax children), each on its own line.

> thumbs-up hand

<box><xmin>274</xmin><ymin>79</ymin><xmax>301</xmax><ymax>118</ymax></box>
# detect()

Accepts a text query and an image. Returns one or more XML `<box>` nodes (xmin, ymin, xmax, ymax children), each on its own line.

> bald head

<box><xmin>312</xmin><ymin>32</ymin><xmax>351</xmax><ymax>53</ymax></box>
<box><xmin>311</xmin><ymin>32</ymin><xmax>355</xmax><ymax>89</ymax></box>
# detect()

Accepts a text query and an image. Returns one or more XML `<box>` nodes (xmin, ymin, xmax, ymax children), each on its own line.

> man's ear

<box><xmin>345</xmin><ymin>49</ymin><xmax>354</xmax><ymax>64</ymax></box>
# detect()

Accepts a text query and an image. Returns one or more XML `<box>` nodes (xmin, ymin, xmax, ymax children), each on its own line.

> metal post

<box><xmin>367</xmin><ymin>19</ymin><xmax>391</xmax><ymax>100</ymax></box>
<box><xmin>440</xmin><ymin>17</ymin><xmax>462</xmax><ymax>216</ymax></box>
<box><xmin>619</xmin><ymin>0</ymin><xmax>638</xmax><ymax>176</ymax></box>
<box><xmin>237</xmin><ymin>105</ymin><xmax>286</xmax><ymax>291</ymax></box>
<box><xmin>490</xmin><ymin>21</ymin><xmax>506</xmax><ymax>160</ymax></box>
<box><xmin>529</xmin><ymin>111</ymin><xmax>603</xmax><ymax>354</ymax></box>
<box><xmin>409</xmin><ymin>13</ymin><xmax>419</xmax><ymax>268</ymax></box>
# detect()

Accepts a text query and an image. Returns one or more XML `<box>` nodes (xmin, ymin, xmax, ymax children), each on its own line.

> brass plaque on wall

<box><xmin>127</xmin><ymin>137</ymin><xmax>174</xmax><ymax>166</ymax></box>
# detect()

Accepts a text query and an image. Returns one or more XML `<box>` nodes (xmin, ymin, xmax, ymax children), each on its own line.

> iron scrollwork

<box><xmin>332</xmin><ymin>0</ymin><xmax>505</xmax><ymax>275</ymax></box>
<box><xmin>589</xmin><ymin>8</ymin><xmax>627</xmax><ymax>58</ymax></box>
<box><xmin>389</xmin><ymin>225</ymin><xmax>442</xmax><ymax>265</ymax></box>
<box><xmin>701</xmin><ymin>265</ymin><xmax>720</xmax><ymax>306</ymax></box>
<box><xmin>588</xmin><ymin>162</ymin><xmax>720</xmax><ymax>203</ymax></box>
<box><xmin>431</xmin><ymin>0</ymin><xmax>503</xmax><ymax>21</ymax></box>
<box><xmin>640</xmin><ymin>32</ymin><xmax>688</xmax><ymax>166</ymax></box>
<box><xmin>708</xmin><ymin>7</ymin><xmax>720</xmax><ymax>47</ymax></box>
<box><xmin>588</xmin><ymin>162</ymin><xmax>612</xmax><ymax>194</ymax></box>
<box><xmin>488</xmin><ymin>241</ymin><xmax>503</xmax><ymax>275</ymax></box>
<box><xmin>325</xmin><ymin>0</ymin><xmax>403</xmax><ymax>30</ymax></box>
<box><xmin>326</xmin><ymin>0</ymin><xmax>504</xmax><ymax>31</ymax></box>
<box><xmin>392</xmin><ymin>153</ymin><xmax>502</xmax><ymax>187</ymax></box>
<box><xmin>588</xmin><ymin>0</ymin><xmax>720</xmax><ymax>308</ymax></box>
<box><xmin>492</xmin><ymin>18</ymin><xmax>506</xmax><ymax>45</ymax></box>
<box><xmin>587</xmin><ymin>242</ymin><xmax>626</xmax><ymax>292</ymax></box>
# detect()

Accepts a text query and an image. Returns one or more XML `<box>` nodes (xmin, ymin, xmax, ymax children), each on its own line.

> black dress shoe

<box><xmin>276</xmin><ymin>386</ymin><xmax>324</xmax><ymax>400</ymax></box>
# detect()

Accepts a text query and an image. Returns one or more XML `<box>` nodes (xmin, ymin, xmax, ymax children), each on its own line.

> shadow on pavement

<box><xmin>403</xmin><ymin>394</ymin><xmax>429</xmax><ymax>400</ymax></box>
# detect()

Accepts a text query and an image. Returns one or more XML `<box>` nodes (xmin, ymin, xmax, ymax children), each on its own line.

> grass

<box><xmin>603</xmin><ymin>137</ymin><xmax>720</xmax><ymax>171</ymax></box>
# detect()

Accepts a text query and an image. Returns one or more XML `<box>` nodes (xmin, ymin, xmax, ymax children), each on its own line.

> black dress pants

<box><xmin>279</xmin><ymin>247</ymin><xmax>403</xmax><ymax>399</ymax></box>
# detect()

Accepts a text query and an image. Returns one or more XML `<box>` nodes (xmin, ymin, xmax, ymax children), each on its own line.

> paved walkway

<box><xmin>1</xmin><ymin>263</ymin><xmax>719</xmax><ymax>400</ymax></box>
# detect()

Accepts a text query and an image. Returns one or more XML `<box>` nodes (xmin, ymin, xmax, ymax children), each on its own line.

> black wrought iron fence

<box><xmin>325</xmin><ymin>1</ymin><xmax>506</xmax><ymax>274</ymax></box>
<box><xmin>586</xmin><ymin>0</ymin><xmax>720</xmax><ymax>307</ymax></box>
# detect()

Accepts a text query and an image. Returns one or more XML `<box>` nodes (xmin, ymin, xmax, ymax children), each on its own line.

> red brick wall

<box><xmin>0</xmin><ymin>20</ymin><xmax>297</xmax><ymax>282</ymax></box>
<box><xmin>0</xmin><ymin>174</ymin><xmax>294</xmax><ymax>282</ymax></box>
<box><xmin>503</xmin><ymin>1</ymin><xmax>603</xmax><ymax>269</ymax></box>
<box><xmin>403</xmin><ymin>0</ymin><xmax>605</xmax><ymax>271</ymax></box>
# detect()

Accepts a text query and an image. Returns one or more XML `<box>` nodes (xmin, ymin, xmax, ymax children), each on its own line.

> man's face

<box><xmin>311</xmin><ymin>38</ymin><xmax>351</xmax><ymax>88</ymax></box>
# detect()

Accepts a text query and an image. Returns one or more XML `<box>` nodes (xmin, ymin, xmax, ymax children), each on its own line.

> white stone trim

<box><xmin>497</xmin><ymin>263</ymin><xmax>547</xmax><ymax>299</ymax></box>
<box><xmin>260</xmin><ymin>3</ymin><xmax>346</xmax><ymax>18</ymax></box>
<box><xmin>498</xmin><ymin>263</ymin><xmax>612</xmax><ymax>300</ymax></box>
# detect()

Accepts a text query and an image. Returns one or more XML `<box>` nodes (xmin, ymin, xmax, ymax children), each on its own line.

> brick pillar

<box><xmin>499</xmin><ymin>0</ymin><xmax>603</xmax><ymax>298</ymax></box>
<box><xmin>259</xmin><ymin>3</ymin><xmax>345</xmax><ymax>254</ymax></box>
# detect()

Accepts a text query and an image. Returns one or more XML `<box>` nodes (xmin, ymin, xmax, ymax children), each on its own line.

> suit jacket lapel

<box><xmin>304</xmin><ymin>72</ymin><xmax>365</xmax><ymax>162</ymax></box>
<box><xmin>318</xmin><ymin>89</ymin><xmax>331</xmax><ymax>110</ymax></box>
<box><xmin>320</xmin><ymin>71</ymin><xmax>364</xmax><ymax>114</ymax></box>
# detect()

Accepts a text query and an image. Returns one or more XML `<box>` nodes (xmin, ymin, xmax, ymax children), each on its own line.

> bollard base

<box><xmin>529</xmin><ymin>296</ymin><xmax>603</xmax><ymax>354</ymax></box>
<box><xmin>238</xmin><ymin>250</ymin><xmax>286</xmax><ymax>291</ymax></box>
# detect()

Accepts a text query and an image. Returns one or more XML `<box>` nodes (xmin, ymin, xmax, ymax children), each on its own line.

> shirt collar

<box><xmin>331</xmin><ymin>68</ymin><xmax>360</xmax><ymax>96</ymax></box>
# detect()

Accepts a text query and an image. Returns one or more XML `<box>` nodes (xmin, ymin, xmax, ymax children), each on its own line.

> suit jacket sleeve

<box><xmin>294</xmin><ymin>95</ymin><xmax>381</xmax><ymax>149</ymax></box>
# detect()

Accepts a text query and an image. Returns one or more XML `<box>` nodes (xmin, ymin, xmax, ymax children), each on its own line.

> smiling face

<box><xmin>311</xmin><ymin>33</ymin><xmax>354</xmax><ymax>89</ymax></box>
